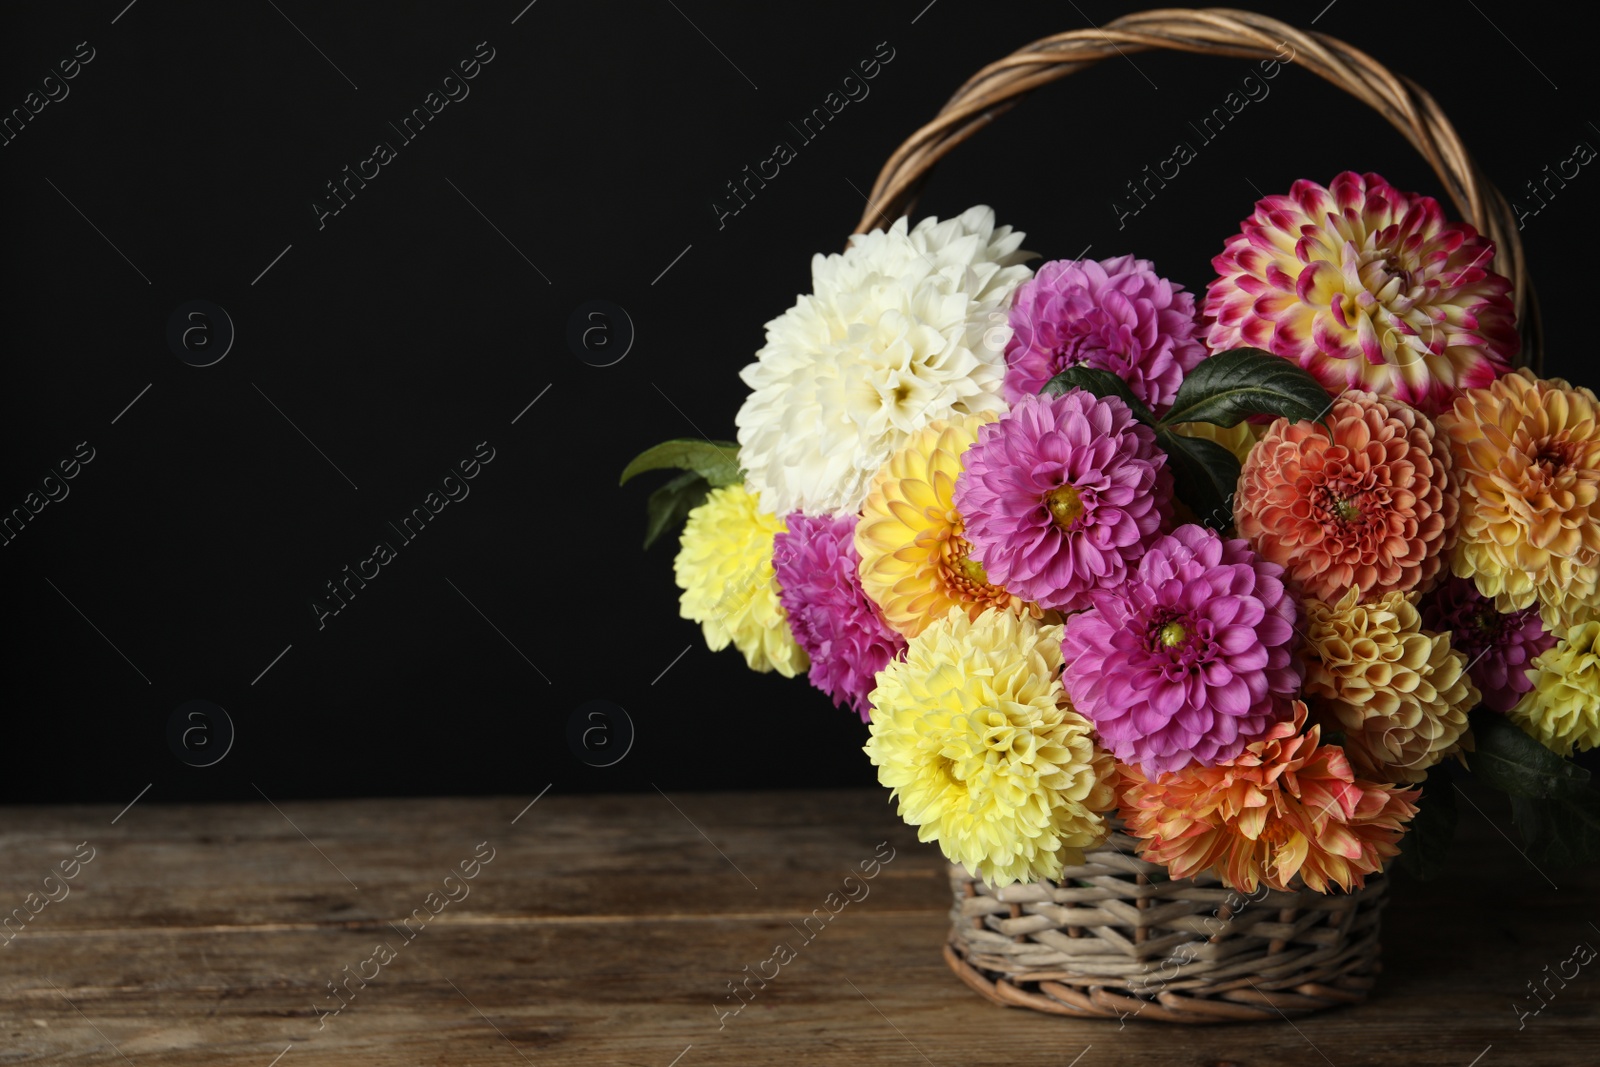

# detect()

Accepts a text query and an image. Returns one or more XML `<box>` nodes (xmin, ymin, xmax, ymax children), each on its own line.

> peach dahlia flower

<box><xmin>1235</xmin><ymin>391</ymin><xmax>1457</xmax><ymax>603</ymax></box>
<box><xmin>1118</xmin><ymin>702</ymin><xmax>1419</xmax><ymax>894</ymax></box>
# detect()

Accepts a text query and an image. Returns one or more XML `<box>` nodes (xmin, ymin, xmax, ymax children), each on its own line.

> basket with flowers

<box><xmin>622</xmin><ymin>9</ymin><xmax>1600</xmax><ymax>1023</ymax></box>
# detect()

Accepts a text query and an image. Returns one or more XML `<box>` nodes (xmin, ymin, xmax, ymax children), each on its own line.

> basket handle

<box><xmin>855</xmin><ymin>7</ymin><xmax>1542</xmax><ymax>366</ymax></box>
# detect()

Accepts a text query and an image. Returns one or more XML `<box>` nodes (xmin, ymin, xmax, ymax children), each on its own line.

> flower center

<box><xmin>1045</xmin><ymin>484</ymin><xmax>1086</xmax><ymax>529</ymax></box>
<box><xmin>1359</xmin><ymin>249</ymin><xmax>1418</xmax><ymax>305</ymax></box>
<box><xmin>954</xmin><ymin>555</ymin><xmax>989</xmax><ymax>584</ymax></box>
<box><xmin>942</xmin><ymin>535</ymin><xmax>1014</xmax><ymax>606</ymax></box>
<box><xmin>1158</xmin><ymin>621</ymin><xmax>1190</xmax><ymax>648</ymax></box>
<box><xmin>1470</xmin><ymin>603</ymin><xmax>1504</xmax><ymax>639</ymax></box>
<box><xmin>1316</xmin><ymin>484</ymin><xmax>1368</xmax><ymax>527</ymax></box>
<box><xmin>1052</xmin><ymin>316</ymin><xmax>1120</xmax><ymax>364</ymax></box>
<box><xmin>1536</xmin><ymin>443</ymin><xmax>1573</xmax><ymax>474</ymax></box>
<box><xmin>1382</xmin><ymin>255</ymin><xmax>1415</xmax><ymax>291</ymax></box>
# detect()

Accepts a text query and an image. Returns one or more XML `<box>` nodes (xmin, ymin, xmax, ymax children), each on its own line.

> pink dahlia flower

<box><xmin>1420</xmin><ymin>576</ymin><xmax>1556</xmax><ymax>713</ymax></box>
<box><xmin>1203</xmin><ymin>171</ymin><xmax>1519</xmax><ymax>415</ymax></box>
<box><xmin>953</xmin><ymin>391</ymin><xmax>1172</xmax><ymax>613</ymax></box>
<box><xmin>1002</xmin><ymin>255</ymin><xmax>1208</xmax><ymax>413</ymax></box>
<box><xmin>773</xmin><ymin>513</ymin><xmax>906</xmax><ymax>721</ymax></box>
<box><xmin>1062</xmin><ymin>524</ymin><xmax>1303</xmax><ymax>776</ymax></box>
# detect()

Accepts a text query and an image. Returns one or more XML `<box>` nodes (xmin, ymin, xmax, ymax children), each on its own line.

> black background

<box><xmin>3</xmin><ymin>0</ymin><xmax>1594</xmax><ymax>804</ymax></box>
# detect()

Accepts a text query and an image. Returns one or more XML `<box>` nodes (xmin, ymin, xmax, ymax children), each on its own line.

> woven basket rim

<box><xmin>851</xmin><ymin>5</ymin><xmax>1543</xmax><ymax>368</ymax></box>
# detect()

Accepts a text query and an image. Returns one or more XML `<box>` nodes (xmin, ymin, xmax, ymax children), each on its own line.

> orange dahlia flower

<box><xmin>1437</xmin><ymin>368</ymin><xmax>1600</xmax><ymax>631</ymax></box>
<box><xmin>1118</xmin><ymin>701</ymin><xmax>1420</xmax><ymax>894</ymax></box>
<box><xmin>1235</xmin><ymin>390</ymin><xmax>1457</xmax><ymax>603</ymax></box>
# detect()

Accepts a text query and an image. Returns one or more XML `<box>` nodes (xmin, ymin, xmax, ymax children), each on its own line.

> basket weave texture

<box><xmin>945</xmin><ymin>831</ymin><xmax>1387</xmax><ymax>1023</ymax></box>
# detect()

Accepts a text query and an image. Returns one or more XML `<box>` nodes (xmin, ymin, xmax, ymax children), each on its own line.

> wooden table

<box><xmin>2</xmin><ymin>788</ymin><xmax>1595</xmax><ymax>1065</ymax></box>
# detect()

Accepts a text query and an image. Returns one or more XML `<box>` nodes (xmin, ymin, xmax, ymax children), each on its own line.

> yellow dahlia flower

<box><xmin>1511</xmin><ymin>620</ymin><xmax>1600</xmax><ymax>756</ymax></box>
<box><xmin>1170</xmin><ymin>418</ymin><xmax>1265</xmax><ymax>466</ymax></box>
<box><xmin>863</xmin><ymin>606</ymin><xmax>1116</xmax><ymax>886</ymax></box>
<box><xmin>674</xmin><ymin>485</ymin><xmax>806</xmax><ymax>677</ymax></box>
<box><xmin>1438</xmin><ymin>369</ymin><xmax>1600</xmax><ymax>631</ymax></box>
<box><xmin>1301</xmin><ymin>588</ymin><xmax>1478</xmax><ymax>784</ymax></box>
<box><xmin>855</xmin><ymin>414</ymin><xmax>1038</xmax><ymax>638</ymax></box>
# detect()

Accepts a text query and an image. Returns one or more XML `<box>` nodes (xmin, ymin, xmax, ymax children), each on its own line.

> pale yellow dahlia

<box><xmin>864</xmin><ymin>607</ymin><xmax>1116</xmax><ymax>887</ymax></box>
<box><xmin>1511</xmin><ymin>620</ymin><xmax>1600</xmax><ymax>756</ymax></box>
<box><xmin>1301</xmin><ymin>587</ymin><xmax>1478</xmax><ymax>784</ymax></box>
<box><xmin>1438</xmin><ymin>368</ymin><xmax>1600</xmax><ymax>631</ymax></box>
<box><xmin>674</xmin><ymin>485</ymin><xmax>807</xmax><ymax>677</ymax></box>
<box><xmin>855</xmin><ymin>414</ymin><xmax>1038</xmax><ymax>638</ymax></box>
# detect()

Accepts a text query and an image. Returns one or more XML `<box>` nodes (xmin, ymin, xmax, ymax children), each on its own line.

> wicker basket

<box><xmin>945</xmin><ymin>833</ymin><xmax>1386</xmax><ymax>1022</ymax></box>
<box><xmin>853</xmin><ymin>8</ymin><xmax>1543</xmax><ymax>1021</ymax></box>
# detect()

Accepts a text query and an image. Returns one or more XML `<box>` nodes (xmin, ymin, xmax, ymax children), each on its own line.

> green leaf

<box><xmin>643</xmin><ymin>471</ymin><xmax>709</xmax><ymax>550</ymax></box>
<box><xmin>620</xmin><ymin>439</ymin><xmax>741</xmax><ymax>488</ymax></box>
<box><xmin>1041</xmin><ymin>366</ymin><xmax>1156</xmax><ymax>424</ymax></box>
<box><xmin>1469</xmin><ymin>709</ymin><xmax>1593</xmax><ymax>799</ymax></box>
<box><xmin>1153</xmin><ymin>428</ymin><xmax>1241</xmax><ymax>531</ymax></box>
<box><xmin>1158</xmin><ymin>348</ymin><xmax>1334</xmax><ymax>429</ymax></box>
<box><xmin>1397</xmin><ymin>769</ymin><xmax>1458</xmax><ymax>880</ymax></box>
<box><xmin>1511</xmin><ymin>790</ymin><xmax>1600</xmax><ymax>867</ymax></box>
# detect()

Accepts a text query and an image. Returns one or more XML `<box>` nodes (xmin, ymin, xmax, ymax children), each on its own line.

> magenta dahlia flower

<box><xmin>1203</xmin><ymin>171</ymin><xmax>1518</xmax><ymax>415</ymax></box>
<box><xmin>1420</xmin><ymin>576</ymin><xmax>1556</xmax><ymax>713</ymax></box>
<box><xmin>772</xmin><ymin>513</ymin><xmax>906</xmax><ymax>721</ymax></box>
<box><xmin>953</xmin><ymin>390</ymin><xmax>1172</xmax><ymax>613</ymax></box>
<box><xmin>1062</xmin><ymin>524</ymin><xmax>1302</xmax><ymax>775</ymax></box>
<box><xmin>1002</xmin><ymin>255</ymin><xmax>1208</xmax><ymax>413</ymax></box>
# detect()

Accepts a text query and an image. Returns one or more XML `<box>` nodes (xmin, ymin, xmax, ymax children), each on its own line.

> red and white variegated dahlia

<box><xmin>1203</xmin><ymin>171</ymin><xmax>1518</xmax><ymax>415</ymax></box>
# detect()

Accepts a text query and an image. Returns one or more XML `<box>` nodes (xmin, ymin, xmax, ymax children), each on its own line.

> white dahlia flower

<box><xmin>736</xmin><ymin>205</ymin><xmax>1033</xmax><ymax>516</ymax></box>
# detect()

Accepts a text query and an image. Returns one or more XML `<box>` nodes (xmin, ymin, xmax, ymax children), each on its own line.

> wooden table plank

<box><xmin>1</xmin><ymin>788</ymin><xmax>1595</xmax><ymax>1065</ymax></box>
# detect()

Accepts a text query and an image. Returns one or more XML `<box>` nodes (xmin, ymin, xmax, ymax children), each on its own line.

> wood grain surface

<box><xmin>1</xmin><ymin>787</ymin><xmax>1595</xmax><ymax>1065</ymax></box>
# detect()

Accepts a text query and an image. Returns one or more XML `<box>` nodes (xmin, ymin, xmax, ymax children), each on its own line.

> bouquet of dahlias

<box><xmin>624</xmin><ymin>174</ymin><xmax>1600</xmax><ymax>896</ymax></box>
